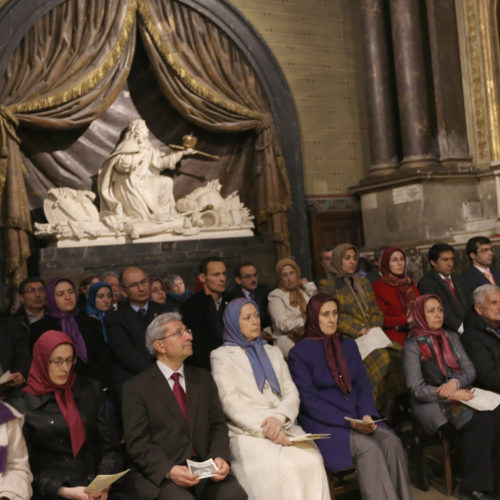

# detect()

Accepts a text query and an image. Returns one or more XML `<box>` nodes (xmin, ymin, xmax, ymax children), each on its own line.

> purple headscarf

<box><xmin>45</xmin><ymin>278</ymin><xmax>88</xmax><ymax>363</ymax></box>
<box><xmin>223</xmin><ymin>298</ymin><xmax>281</xmax><ymax>396</ymax></box>
<box><xmin>0</xmin><ymin>402</ymin><xmax>16</xmax><ymax>474</ymax></box>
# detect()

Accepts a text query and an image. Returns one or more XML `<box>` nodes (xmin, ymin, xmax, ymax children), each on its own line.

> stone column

<box><xmin>426</xmin><ymin>0</ymin><xmax>471</xmax><ymax>170</ymax></box>
<box><xmin>389</xmin><ymin>0</ymin><xmax>438</xmax><ymax>169</ymax></box>
<box><xmin>360</xmin><ymin>0</ymin><xmax>399</xmax><ymax>175</ymax></box>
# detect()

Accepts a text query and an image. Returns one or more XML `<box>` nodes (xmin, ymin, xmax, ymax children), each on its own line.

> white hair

<box><xmin>473</xmin><ymin>284</ymin><xmax>500</xmax><ymax>306</ymax></box>
<box><xmin>145</xmin><ymin>312</ymin><xmax>183</xmax><ymax>356</ymax></box>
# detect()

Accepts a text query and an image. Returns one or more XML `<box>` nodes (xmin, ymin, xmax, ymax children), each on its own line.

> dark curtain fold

<box><xmin>137</xmin><ymin>0</ymin><xmax>292</xmax><ymax>256</ymax></box>
<box><xmin>0</xmin><ymin>0</ymin><xmax>136</xmax><ymax>293</ymax></box>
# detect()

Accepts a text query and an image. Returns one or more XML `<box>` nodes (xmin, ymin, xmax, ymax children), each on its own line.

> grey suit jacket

<box><xmin>122</xmin><ymin>363</ymin><xmax>231</xmax><ymax>497</ymax></box>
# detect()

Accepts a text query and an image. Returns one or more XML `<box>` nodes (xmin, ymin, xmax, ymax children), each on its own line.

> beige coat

<box><xmin>267</xmin><ymin>282</ymin><xmax>317</xmax><ymax>358</ymax></box>
<box><xmin>0</xmin><ymin>403</ymin><xmax>32</xmax><ymax>500</ymax></box>
<box><xmin>210</xmin><ymin>344</ymin><xmax>330</xmax><ymax>500</ymax></box>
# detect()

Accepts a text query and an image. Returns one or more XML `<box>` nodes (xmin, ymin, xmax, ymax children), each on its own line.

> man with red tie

<box><xmin>122</xmin><ymin>312</ymin><xmax>247</xmax><ymax>500</ymax></box>
<box><xmin>418</xmin><ymin>243</ymin><xmax>471</xmax><ymax>333</ymax></box>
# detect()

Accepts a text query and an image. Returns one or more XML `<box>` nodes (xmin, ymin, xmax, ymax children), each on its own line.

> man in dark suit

<box><xmin>462</xmin><ymin>284</ymin><xmax>500</xmax><ymax>392</ymax></box>
<box><xmin>106</xmin><ymin>266</ymin><xmax>173</xmax><ymax>400</ymax></box>
<box><xmin>227</xmin><ymin>262</ymin><xmax>271</xmax><ymax>328</ymax></box>
<box><xmin>461</xmin><ymin>236</ymin><xmax>500</xmax><ymax>301</ymax></box>
<box><xmin>418</xmin><ymin>243</ymin><xmax>470</xmax><ymax>333</ymax></box>
<box><xmin>122</xmin><ymin>313</ymin><xmax>247</xmax><ymax>500</ymax></box>
<box><xmin>180</xmin><ymin>257</ymin><xmax>229</xmax><ymax>371</ymax></box>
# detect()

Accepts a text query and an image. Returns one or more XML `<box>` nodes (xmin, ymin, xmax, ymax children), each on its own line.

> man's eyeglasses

<box><xmin>48</xmin><ymin>357</ymin><xmax>76</xmax><ymax>367</ymax></box>
<box><xmin>23</xmin><ymin>287</ymin><xmax>45</xmax><ymax>295</ymax></box>
<box><xmin>160</xmin><ymin>328</ymin><xmax>192</xmax><ymax>341</ymax></box>
<box><xmin>124</xmin><ymin>278</ymin><xmax>148</xmax><ymax>289</ymax></box>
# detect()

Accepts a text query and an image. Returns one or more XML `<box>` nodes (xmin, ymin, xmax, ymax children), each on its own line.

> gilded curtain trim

<box><xmin>0</xmin><ymin>106</ymin><xmax>21</xmax><ymax>202</ymax></box>
<box><xmin>137</xmin><ymin>0</ymin><xmax>261</xmax><ymax>121</ymax></box>
<box><xmin>9</xmin><ymin>0</ymin><xmax>137</xmax><ymax>114</ymax></box>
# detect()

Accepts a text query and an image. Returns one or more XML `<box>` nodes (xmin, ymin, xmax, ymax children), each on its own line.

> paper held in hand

<box><xmin>355</xmin><ymin>327</ymin><xmax>392</xmax><ymax>360</ymax></box>
<box><xmin>460</xmin><ymin>387</ymin><xmax>500</xmax><ymax>412</ymax></box>
<box><xmin>187</xmin><ymin>458</ymin><xmax>219</xmax><ymax>479</ymax></box>
<box><xmin>84</xmin><ymin>468</ymin><xmax>130</xmax><ymax>493</ymax></box>
<box><xmin>289</xmin><ymin>433</ymin><xmax>331</xmax><ymax>442</ymax></box>
<box><xmin>0</xmin><ymin>371</ymin><xmax>12</xmax><ymax>385</ymax></box>
<box><xmin>344</xmin><ymin>417</ymin><xmax>387</xmax><ymax>425</ymax></box>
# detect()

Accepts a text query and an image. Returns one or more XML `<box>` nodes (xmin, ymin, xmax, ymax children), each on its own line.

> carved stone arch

<box><xmin>0</xmin><ymin>0</ymin><xmax>311</xmax><ymax>274</ymax></box>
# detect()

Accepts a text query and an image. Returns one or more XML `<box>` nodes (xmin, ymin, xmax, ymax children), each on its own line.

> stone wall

<box><xmin>228</xmin><ymin>0</ymin><xmax>369</xmax><ymax>198</ymax></box>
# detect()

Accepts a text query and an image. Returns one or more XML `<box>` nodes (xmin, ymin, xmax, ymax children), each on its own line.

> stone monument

<box><xmin>34</xmin><ymin>120</ymin><xmax>254</xmax><ymax>247</ymax></box>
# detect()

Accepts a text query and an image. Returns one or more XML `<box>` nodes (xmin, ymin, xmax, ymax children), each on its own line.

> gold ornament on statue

<box><xmin>169</xmin><ymin>132</ymin><xmax>220</xmax><ymax>160</ymax></box>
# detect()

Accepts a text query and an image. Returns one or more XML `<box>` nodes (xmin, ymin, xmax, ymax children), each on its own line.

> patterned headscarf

<box><xmin>24</xmin><ymin>330</ymin><xmax>85</xmax><ymax>457</ymax></box>
<box><xmin>45</xmin><ymin>278</ymin><xmax>88</xmax><ymax>362</ymax></box>
<box><xmin>276</xmin><ymin>258</ymin><xmax>307</xmax><ymax>319</ymax></box>
<box><xmin>328</xmin><ymin>244</ymin><xmax>370</xmax><ymax>319</ymax></box>
<box><xmin>380</xmin><ymin>247</ymin><xmax>418</xmax><ymax>315</ymax></box>
<box><xmin>223</xmin><ymin>298</ymin><xmax>281</xmax><ymax>396</ymax></box>
<box><xmin>305</xmin><ymin>293</ymin><xmax>352</xmax><ymax>394</ymax></box>
<box><xmin>409</xmin><ymin>295</ymin><xmax>461</xmax><ymax>376</ymax></box>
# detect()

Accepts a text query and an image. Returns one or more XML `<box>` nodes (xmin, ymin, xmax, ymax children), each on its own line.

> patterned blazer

<box><xmin>318</xmin><ymin>276</ymin><xmax>383</xmax><ymax>338</ymax></box>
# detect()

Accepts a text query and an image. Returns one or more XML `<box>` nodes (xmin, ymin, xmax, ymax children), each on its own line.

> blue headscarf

<box><xmin>223</xmin><ymin>298</ymin><xmax>281</xmax><ymax>396</ymax></box>
<box><xmin>86</xmin><ymin>281</ymin><xmax>112</xmax><ymax>342</ymax></box>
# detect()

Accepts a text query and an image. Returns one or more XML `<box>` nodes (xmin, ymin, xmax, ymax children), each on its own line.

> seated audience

<box><xmin>373</xmin><ymin>247</ymin><xmax>420</xmax><ymax>346</ymax></box>
<box><xmin>77</xmin><ymin>273</ymin><xmax>100</xmax><ymax>309</ymax></box>
<box><xmin>403</xmin><ymin>294</ymin><xmax>500</xmax><ymax>499</ymax></box>
<box><xmin>106</xmin><ymin>266</ymin><xmax>173</xmax><ymax>400</ymax></box>
<box><xmin>418</xmin><ymin>243</ymin><xmax>470</xmax><ymax>333</ymax></box>
<box><xmin>13</xmin><ymin>277</ymin><xmax>46</xmax><ymax>325</ymax></box>
<box><xmin>227</xmin><ymin>262</ymin><xmax>272</xmax><ymax>329</ymax></box>
<box><xmin>150</xmin><ymin>277</ymin><xmax>167</xmax><ymax>305</ymax></box>
<box><xmin>319</xmin><ymin>243</ymin><xmax>405</xmax><ymax>412</ymax></box>
<box><xmin>318</xmin><ymin>247</ymin><xmax>333</xmax><ymax>278</ymax></box>
<box><xmin>30</xmin><ymin>278</ymin><xmax>109</xmax><ymax>386</ymax></box>
<box><xmin>462</xmin><ymin>284</ymin><xmax>500</xmax><ymax>392</ymax></box>
<box><xmin>268</xmin><ymin>258</ymin><xmax>317</xmax><ymax>358</ymax></box>
<box><xmin>165</xmin><ymin>274</ymin><xmax>191</xmax><ymax>304</ymax></box>
<box><xmin>9</xmin><ymin>330</ymin><xmax>127</xmax><ymax>500</ymax></box>
<box><xmin>462</xmin><ymin>236</ymin><xmax>500</xmax><ymax>301</ymax></box>
<box><xmin>102</xmin><ymin>271</ymin><xmax>121</xmax><ymax>310</ymax></box>
<box><xmin>180</xmin><ymin>257</ymin><xmax>230</xmax><ymax>371</ymax></box>
<box><xmin>122</xmin><ymin>313</ymin><xmax>247</xmax><ymax>500</ymax></box>
<box><xmin>366</xmin><ymin>247</ymin><xmax>385</xmax><ymax>284</ymax></box>
<box><xmin>210</xmin><ymin>298</ymin><xmax>329</xmax><ymax>500</ymax></box>
<box><xmin>0</xmin><ymin>400</ymin><xmax>33</xmax><ymax>500</ymax></box>
<box><xmin>288</xmin><ymin>294</ymin><xmax>410</xmax><ymax>500</ymax></box>
<box><xmin>86</xmin><ymin>281</ymin><xmax>113</xmax><ymax>343</ymax></box>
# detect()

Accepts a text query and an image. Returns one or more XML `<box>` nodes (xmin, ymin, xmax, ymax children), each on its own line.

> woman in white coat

<box><xmin>210</xmin><ymin>297</ymin><xmax>330</xmax><ymax>500</ymax></box>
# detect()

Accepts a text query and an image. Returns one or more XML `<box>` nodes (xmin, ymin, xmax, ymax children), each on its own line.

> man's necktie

<box><xmin>171</xmin><ymin>372</ymin><xmax>188</xmax><ymax>424</ymax></box>
<box><xmin>484</xmin><ymin>268</ymin><xmax>496</xmax><ymax>285</ymax></box>
<box><xmin>137</xmin><ymin>307</ymin><xmax>148</xmax><ymax>326</ymax></box>
<box><xmin>250</xmin><ymin>290</ymin><xmax>256</xmax><ymax>301</ymax></box>
<box><xmin>444</xmin><ymin>277</ymin><xmax>458</xmax><ymax>299</ymax></box>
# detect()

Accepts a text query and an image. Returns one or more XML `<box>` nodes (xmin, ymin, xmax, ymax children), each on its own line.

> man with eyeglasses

<box><xmin>228</xmin><ymin>262</ymin><xmax>271</xmax><ymax>329</ymax></box>
<box><xmin>106</xmin><ymin>266</ymin><xmax>175</xmax><ymax>405</ymax></box>
<box><xmin>122</xmin><ymin>313</ymin><xmax>247</xmax><ymax>500</ymax></box>
<box><xmin>0</xmin><ymin>278</ymin><xmax>44</xmax><ymax>393</ymax></box>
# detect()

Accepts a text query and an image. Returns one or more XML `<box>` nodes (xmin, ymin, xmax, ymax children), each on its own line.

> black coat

<box><xmin>8</xmin><ymin>376</ymin><xmax>123</xmax><ymax>500</ymax></box>
<box><xmin>462</xmin><ymin>310</ymin><xmax>500</xmax><ymax>392</ymax></box>
<box><xmin>29</xmin><ymin>312</ymin><xmax>111</xmax><ymax>387</ymax></box>
<box><xmin>106</xmin><ymin>300</ymin><xmax>172</xmax><ymax>397</ymax></box>
<box><xmin>418</xmin><ymin>270</ymin><xmax>471</xmax><ymax>332</ymax></box>
<box><xmin>461</xmin><ymin>265</ymin><xmax>500</xmax><ymax>303</ymax></box>
<box><xmin>227</xmin><ymin>284</ymin><xmax>272</xmax><ymax>329</ymax></box>
<box><xmin>180</xmin><ymin>290</ymin><xmax>229</xmax><ymax>371</ymax></box>
<box><xmin>0</xmin><ymin>315</ymin><xmax>32</xmax><ymax>378</ymax></box>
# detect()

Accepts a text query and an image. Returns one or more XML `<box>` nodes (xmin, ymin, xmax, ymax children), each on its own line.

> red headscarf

<box><xmin>409</xmin><ymin>295</ymin><xmax>461</xmax><ymax>376</ymax></box>
<box><xmin>380</xmin><ymin>247</ymin><xmax>418</xmax><ymax>315</ymax></box>
<box><xmin>305</xmin><ymin>293</ymin><xmax>352</xmax><ymax>394</ymax></box>
<box><xmin>23</xmin><ymin>330</ymin><xmax>85</xmax><ymax>457</ymax></box>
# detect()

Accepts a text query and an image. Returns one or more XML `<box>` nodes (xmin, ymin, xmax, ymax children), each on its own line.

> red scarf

<box><xmin>305</xmin><ymin>293</ymin><xmax>352</xmax><ymax>394</ymax></box>
<box><xmin>380</xmin><ymin>247</ymin><xmax>418</xmax><ymax>315</ymax></box>
<box><xmin>23</xmin><ymin>330</ymin><xmax>85</xmax><ymax>457</ymax></box>
<box><xmin>408</xmin><ymin>295</ymin><xmax>461</xmax><ymax>376</ymax></box>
